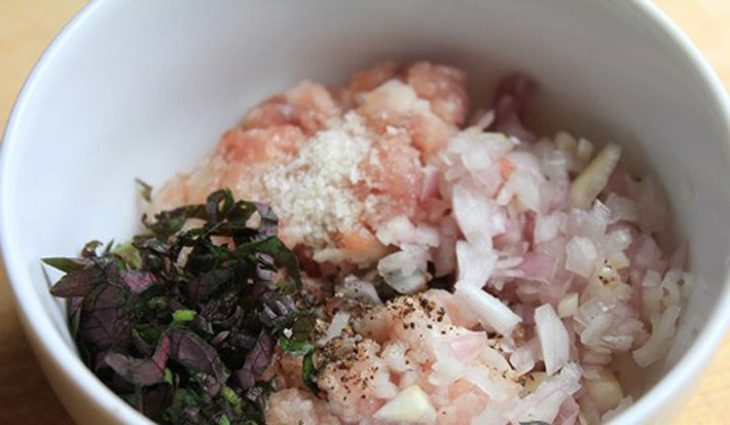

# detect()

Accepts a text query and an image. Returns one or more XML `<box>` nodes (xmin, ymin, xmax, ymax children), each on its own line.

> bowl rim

<box><xmin>2</xmin><ymin>1</ymin><xmax>730</xmax><ymax>424</ymax></box>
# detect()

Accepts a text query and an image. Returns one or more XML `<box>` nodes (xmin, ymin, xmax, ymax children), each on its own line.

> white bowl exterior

<box><xmin>2</xmin><ymin>1</ymin><xmax>730</xmax><ymax>424</ymax></box>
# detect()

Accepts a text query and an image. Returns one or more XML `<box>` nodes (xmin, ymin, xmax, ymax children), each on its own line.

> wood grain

<box><xmin>0</xmin><ymin>1</ymin><xmax>727</xmax><ymax>424</ymax></box>
<box><xmin>0</xmin><ymin>3</ymin><xmax>85</xmax><ymax>424</ymax></box>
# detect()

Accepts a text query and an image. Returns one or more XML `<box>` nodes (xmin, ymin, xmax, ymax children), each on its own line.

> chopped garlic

<box><xmin>374</xmin><ymin>385</ymin><xmax>435</xmax><ymax>423</ymax></box>
<box><xmin>576</xmin><ymin>138</ymin><xmax>594</xmax><ymax>161</ymax></box>
<box><xmin>606</xmin><ymin>252</ymin><xmax>630</xmax><ymax>270</ymax></box>
<box><xmin>524</xmin><ymin>371</ymin><xmax>547</xmax><ymax>392</ymax></box>
<box><xmin>584</xmin><ymin>369</ymin><xmax>623</xmax><ymax>413</ymax></box>
<box><xmin>555</xmin><ymin>131</ymin><xmax>577</xmax><ymax>151</ymax></box>
<box><xmin>578</xmin><ymin>413</ymin><xmax>590</xmax><ymax>425</ymax></box>
<box><xmin>570</xmin><ymin>143</ymin><xmax>622</xmax><ymax>209</ymax></box>
<box><xmin>558</xmin><ymin>292</ymin><xmax>579</xmax><ymax>318</ymax></box>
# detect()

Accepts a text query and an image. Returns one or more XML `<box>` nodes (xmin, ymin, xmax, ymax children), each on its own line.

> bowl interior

<box><xmin>3</xmin><ymin>1</ymin><xmax>730</xmax><ymax>424</ymax></box>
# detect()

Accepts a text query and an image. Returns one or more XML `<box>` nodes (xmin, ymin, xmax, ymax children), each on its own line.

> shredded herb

<box><xmin>44</xmin><ymin>189</ymin><xmax>315</xmax><ymax>424</ymax></box>
<box><xmin>135</xmin><ymin>178</ymin><xmax>153</xmax><ymax>203</ymax></box>
<box><xmin>301</xmin><ymin>351</ymin><xmax>318</xmax><ymax>393</ymax></box>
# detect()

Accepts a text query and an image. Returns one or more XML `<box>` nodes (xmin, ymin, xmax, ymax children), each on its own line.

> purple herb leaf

<box><xmin>105</xmin><ymin>333</ymin><xmax>171</xmax><ymax>386</ymax></box>
<box><xmin>121</xmin><ymin>270</ymin><xmax>157</xmax><ymax>294</ymax></box>
<box><xmin>186</xmin><ymin>268</ymin><xmax>235</xmax><ymax>304</ymax></box>
<box><xmin>145</xmin><ymin>205</ymin><xmax>206</xmax><ymax>240</ymax></box>
<box><xmin>238</xmin><ymin>237</ymin><xmax>301</xmax><ymax>287</ymax></box>
<box><xmin>79</xmin><ymin>284</ymin><xmax>130</xmax><ymax>350</ymax></box>
<box><xmin>251</xmin><ymin>202</ymin><xmax>278</xmax><ymax>239</ymax></box>
<box><xmin>211</xmin><ymin>330</ymin><xmax>230</xmax><ymax>348</ymax></box>
<box><xmin>169</xmin><ymin>329</ymin><xmax>229</xmax><ymax>386</ymax></box>
<box><xmin>48</xmin><ymin>268</ymin><xmax>105</xmax><ymax>298</ymax></box>
<box><xmin>256</xmin><ymin>284</ymin><xmax>296</xmax><ymax>328</ymax></box>
<box><xmin>227</xmin><ymin>331</ymin><xmax>257</xmax><ymax>351</ymax></box>
<box><xmin>141</xmin><ymin>384</ymin><xmax>174</xmax><ymax>419</ymax></box>
<box><xmin>68</xmin><ymin>300</ymin><xmax>83</xmax><ymax>339</ymax></box>
<box><xmin>133</xmin><ymin>236</ymin><xmax>173</xmax><ymax>256</ymax></box>
<box><xmin>235</xmin><ymin>332</ymin><xmax>273</xmax><ymax>390</ymax></box>
<box><xmin>204</xmin><ymin>189</ymin><xmax>232</xmax><ymax>223</ymax></box>
<box><xmin>198</xmin><ymin>292</ymin><xmax>239</xmax><ymax>324</ymax></box>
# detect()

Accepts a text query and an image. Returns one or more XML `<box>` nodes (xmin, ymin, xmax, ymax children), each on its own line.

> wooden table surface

<box><xmin>1</xmin><ymin>1</ymin><xmax>729</xmax><ymax>424</ymax></box>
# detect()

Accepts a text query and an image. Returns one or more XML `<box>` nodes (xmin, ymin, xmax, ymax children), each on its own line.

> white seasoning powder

<box><xmin>260</xmin><ymin>112</ymin><xmax>372</xmax><ymax>250</ymax></box>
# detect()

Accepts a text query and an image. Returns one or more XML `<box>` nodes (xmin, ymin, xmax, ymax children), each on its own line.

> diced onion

<box><xmin>605</xmin><ymin>193</ymin><xmax>639</xmax><ymax>224</ymax></box>
<box><xmin>507</xmin><ymin>363</ymin><xmax>582</xmax><ymax>424</ymax></box>
<box><xmin>339</xmin><ymin>275</ymin><xmax>382</xmax><ymax>304</ymax></box>
<box><xmin>318</xmin><ymin>311</ymin><xmax>350</xmax><ymax>345</ymax></box>
<box><xmin>374</xmin><ymin>385</ymin><xmax>436</xmax><ymax>423</ymax></box>
<box><xmin>377</xmin><ymin>248</ymin><xmax>430</xmax><ymax>294</ymax></box>
<box><xmin>535</xmin><ymin>304</ymin><xmax>571</xmax><ymax>375</ymax></box>
<box><xmin>455</xmin><ymin>284</ymin><xmax>521</xmax><ymax>336</ymax></box>
<box><xmin>565</xmin><ymin>236</ymin><xmax>598</xmax><ymax>278</ymax></box>
<box><xmin>633</xmin><ymin>305</ymin><xmax>681</xmax><ymax>367</ymax></box>
<box><xmin>534</xmin><ymin>213</ymin><xmax>565</xmax><ymax>244</ymax></box>
<box><xmin>453</xmin><ymin>183</ymin><xmax>496</xmax><ymax>250</ymax></box>
<box><xmin>456</xmin><ymin>241</ymin><xmax>497</xmax><ymax>287</ymax></box>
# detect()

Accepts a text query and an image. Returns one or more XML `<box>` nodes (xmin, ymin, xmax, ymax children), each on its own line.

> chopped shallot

<box><xmin>455</xmin><ymin>284</ymin><xmax>521</xmax><ymax>336</ymax></box>
<box><xmin>318</xmin><ymin>311</ymin><xmax>351</xmax><ymax>345</ymax></box>
<box><xmin>633</xmin><ymin>305</ymin><xmax>681</xmax><ymax>367</ymax></box>
<box><xmin>535</xmin><ymin>304</ymin><xmax>571</xmax><ymax>375</ymax></box>
<box><xmin>377</xmin><ymin>247</ymin><xmax>430</xmax><ymax>294</ymax></box>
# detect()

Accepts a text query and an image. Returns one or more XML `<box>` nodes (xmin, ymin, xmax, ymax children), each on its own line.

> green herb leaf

<box><xmin>277</xmin><ymin>313</ymin><xmax>316</xmax><ymax>355</ymax></box>
<box><xmin>278</xmin><ymin>338</ymin><xmax>314</xmax><ymax>356</ymax></box>
<box><xmin>114</xmin><ymin>242</ymin><xmax>142</xmax><ymax>269</ymax></box>
<box><xmin>221</xmin><ymin>386</ymin><xmax>242</xmax><ymax>407</ymax></box>
<box><xmin>301</xmin><ymin>352</ymin><xmax>318</xmax><ymax>393</ymax></box>
<box><xmin>42</xmin><ymin>257</ymin><xmax>90</xmax><ymax>273</ymax></box>
<box><xmin>135</xmin><ymin>178</ymin><xmax>153</xmax><ymax>203</ymax></box>
<box><xmin>171</xmin><ymin>309</ymin><xmax>197</xmax><ymax>325</ymax></box>
<box><xmin>81</xmin><ymin>240</ymin><xmax>103</xmax><ymax>258</ymax></box>
<box><xmin>163</xmin><ymin>368</ymin><xmax>174</xmax><ymax>385</ymax></box>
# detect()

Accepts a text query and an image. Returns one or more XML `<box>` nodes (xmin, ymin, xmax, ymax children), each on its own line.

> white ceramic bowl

<box><xmin>2</xmin><ymin>1</ymin><xmax>730</xmax><ymax>424</ymax></box>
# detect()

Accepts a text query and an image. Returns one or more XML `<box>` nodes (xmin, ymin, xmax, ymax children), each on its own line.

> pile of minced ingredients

<box><xmin>47</xmin><ymin>61</ymin><xmax>690</xmax><ymax>425</ymax></box>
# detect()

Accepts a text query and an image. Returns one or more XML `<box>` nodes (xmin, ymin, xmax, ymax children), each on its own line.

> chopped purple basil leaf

<box><xmin>235</xmin><ymin>332</ymin><xmax>273</xmax><ymax>390</ymax></box>
<box><xmin>44</xmin><ymin>189</ymin><xmax>313</xmax><ymax>425</ymax></box>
